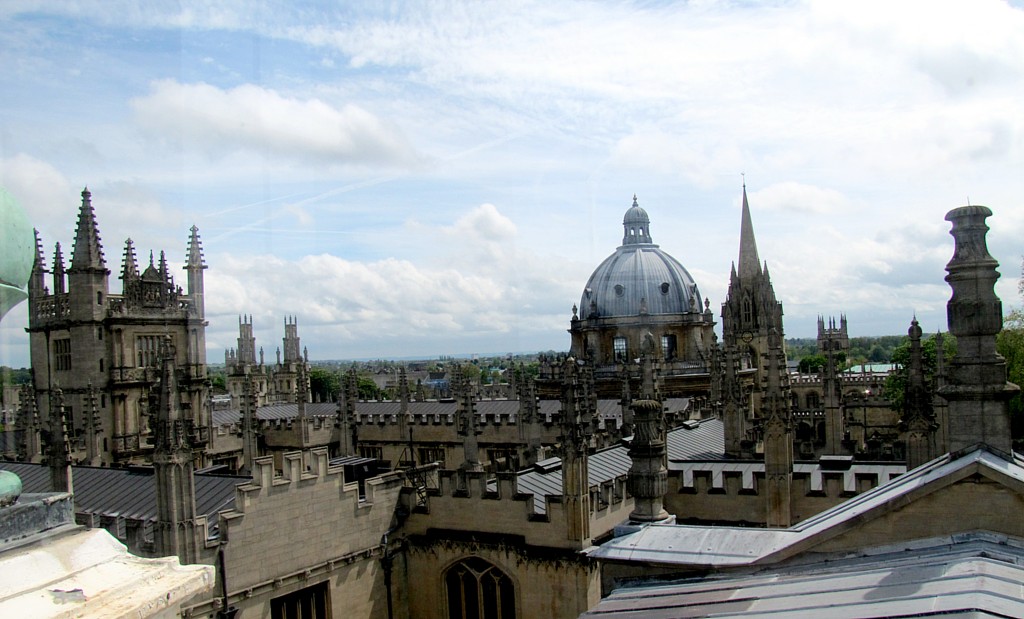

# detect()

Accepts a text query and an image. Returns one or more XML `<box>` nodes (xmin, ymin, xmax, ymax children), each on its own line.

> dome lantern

<box><xmin>622</xmin><ymin>195</ymin><xmax>653</xmax><ymax>246</ymax></box>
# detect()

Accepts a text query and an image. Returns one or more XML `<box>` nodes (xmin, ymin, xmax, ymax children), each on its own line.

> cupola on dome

<box><xmin>579</xmin><ymin>196</ymin><xmax>702</xmax><ymax>319</ymax></box>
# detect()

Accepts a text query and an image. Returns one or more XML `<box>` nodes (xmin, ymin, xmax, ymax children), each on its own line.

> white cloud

<box><xmin>751</xmin><ymin>183</ymin><xmax>851</xmax><ymax>215</ymax></box>
<box><xmin>202</xmin><ymin>202</ymin><xmax>585</xmax><ymax>359</ymax></box>
<box><xmin>0</xmin><ymin>154</ymin><xmax>78</xmax><ymax>243</ymax></box>
<box><xmin>130</xmin><ymin>80</ymin><xmax>422</xmax><ymax>167</ymax></box>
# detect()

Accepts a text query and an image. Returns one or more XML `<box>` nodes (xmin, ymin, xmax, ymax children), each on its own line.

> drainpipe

<box><xmin>217</xmin><ymin>539</ymin><xmax>238</xmax><ymax>619</ymax></box>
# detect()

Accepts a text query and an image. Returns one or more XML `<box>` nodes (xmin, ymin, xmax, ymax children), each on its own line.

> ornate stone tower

<box><xmin>27</xmin><ymin>189</ymin><xmax>210</xmax><ymax>466</ymax></box>
<box><xmin>939</xmin><ymin>206</ymin><xmax>1019</xmax><ymax>454</ymax></box>
<box><xmin>721</xmin><ymin>185</ymin><xmax>786</xmax><ymax>457</ymax></box>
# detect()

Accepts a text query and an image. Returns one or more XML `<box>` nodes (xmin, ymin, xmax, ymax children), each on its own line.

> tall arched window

<box><xmin>445</xmin><ymin>557</ymin><xmax>516</xmax><ymax>619</ymax></box>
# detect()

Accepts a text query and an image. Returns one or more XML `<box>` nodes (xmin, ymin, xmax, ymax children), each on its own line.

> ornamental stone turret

<box><xmin>939</xmin><ymin>205</ymin><xmax>1019</xmax><ymax>455</ymax></box>
<box><xmin>626</xmin><ymin>350</ymin><xmax>669</xmax><ymax>523</ymax></box>
<box><xmin>901</xmin><ymin>317</ymin><xmax>938</xmax><ymax>468</ymax></box>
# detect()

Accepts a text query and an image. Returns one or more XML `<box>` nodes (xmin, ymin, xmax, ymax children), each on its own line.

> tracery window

<box><xmin>136</xmin><ymin>335</ymin><xmax>166</xmax><ymax>367</ymax></box>
<box><xmin>54</xmin><ymin>338</ymin><xmax>71</xmax><ymax>371</ymax></box>
<box><xmin>445</xmin><ymin>557</ymin><xmax>516</xmax><ymax>619</ymax></box>
<box><xmin>271</xmin><ymin>581</ymin><xmax>330</xmax><ymax>619</ymax></box>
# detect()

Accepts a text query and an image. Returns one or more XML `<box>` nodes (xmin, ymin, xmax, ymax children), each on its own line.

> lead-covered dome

<box><xmin>580</xmin><ymin>196</ymin><xmax>702</xmax><ymax>319</ymax></box>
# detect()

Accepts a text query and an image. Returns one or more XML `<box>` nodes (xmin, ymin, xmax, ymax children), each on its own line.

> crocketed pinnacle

<box><xmin>69</xmin><ymin>187</ymin><xmax>106</xmax><ymax>272</ymax></box>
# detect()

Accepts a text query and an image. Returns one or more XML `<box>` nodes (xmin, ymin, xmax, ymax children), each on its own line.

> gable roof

<box><xmin>583</xmin><ymin>531</ymin><xmax>1024</xmax><ymax>618</ymax></box>
<box><xmin>590</xmin><ymin>445</ymin><xmax>1024</xmax><ymax>569</ymax></box>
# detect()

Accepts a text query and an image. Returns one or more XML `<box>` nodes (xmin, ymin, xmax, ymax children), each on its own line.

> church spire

<box><xmin>737</xmin><ymin>184</ymin><xmax>762</xmax><ymax>280</ymax></box>
<box><xmin>69</xmin><ymin>187</ymin><xmax>105</xmax><ymax>272</ymax></box>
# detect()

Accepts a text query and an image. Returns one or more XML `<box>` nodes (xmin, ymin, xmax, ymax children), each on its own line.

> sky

<box><xmin>1</xmin><ymin>1</ymin><xmax>1023</xmax><ymax>368</ymax></box>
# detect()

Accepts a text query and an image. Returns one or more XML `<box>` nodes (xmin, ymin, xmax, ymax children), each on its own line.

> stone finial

<box><xmin>940</xmin><ymin>205</ymin><xmax>1019</xmax><ymax>455</ymax></box>
<box><xmin>627</xmin><ymin>398</ymin><xmax>668</xmax><ymax>523</ymax></box>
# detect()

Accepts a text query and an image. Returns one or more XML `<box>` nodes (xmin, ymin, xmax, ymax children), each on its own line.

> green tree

<box><xmin>357</xmin><ymin>376</ymin><xmax>382</xmax><ymax>400</ymax></box>
<box><xmin>1000</xmin><ymin>310</ymin><xmax>1024</xmax><ymax>436</ymax></box>
<box><xmin>797</xmin><ymin>354</ymin><xmax>827</xmax><ymax>374</ymax></box>
<box><xmin>309</xmin><ymin>367</ymin><xmax>341</xmax><ymax>402</ymax></box>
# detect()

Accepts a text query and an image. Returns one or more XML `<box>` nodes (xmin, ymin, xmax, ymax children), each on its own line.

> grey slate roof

<box><xmin>513</xmin><ymin>418</ymin><xmax>723</xmax><ymax>514</ymax></box>
<box><xmin>0</xmin><ymin>461</ymin><xmax>243</xmax><ymax>523</ymax></box>
<box><xmin>583</xmin><ymin>532</ymin><xmax>1024</xmax><ymax>618</ymax></box>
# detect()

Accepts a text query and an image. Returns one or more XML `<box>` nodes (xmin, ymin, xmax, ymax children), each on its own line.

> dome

<box><xmin>579</xmin><ymin>197</ymin><xmax>702</xmax><ymax>319</ymax></box>
<box><xmin>0</xmin><ymin>187</ymin><xmax>34</xmax><ymax>320</ymax></box>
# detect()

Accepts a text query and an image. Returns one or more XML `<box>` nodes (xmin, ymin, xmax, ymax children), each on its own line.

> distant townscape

<box><xmin>1</xmin><ymin>188</ymin><xmax>1022</xmax><ymax>618</ymax></box>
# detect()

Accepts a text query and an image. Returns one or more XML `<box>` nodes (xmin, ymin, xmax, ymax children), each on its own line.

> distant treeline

<box><xmin>785</xmin><ymin>335</ymin><xmax>906</xmax><ymax>365</ymax></box>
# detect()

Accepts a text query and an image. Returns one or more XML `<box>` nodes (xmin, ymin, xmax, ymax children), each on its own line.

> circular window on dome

<box><xmin>614</xmin><ymin>284</ymin><xmax>624</xmax><ymax>297</ymax></box>
<box><xmin>660</xmin><ymin>282</ymin><xmax>670</xmax><ymax>295</ymax></box>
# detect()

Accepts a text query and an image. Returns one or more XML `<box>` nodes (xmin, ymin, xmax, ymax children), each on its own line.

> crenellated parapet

<box><xmin>666</xmin><ymin>460</ymin><xmax>905</xmax><ymax>525</ymax></box>
<box><xmin>226</xmin><ymin>448</ymin><xmax>403</xmax><ymax>524</ymax></box>
<box><xmin>188</xmin><ymin>449</ymin><xmax>404</xmax><ymax>618</ymax></box>
<box><xmin>406</xmin><ymin>463</ymin><xmax>633</xmax><ymax>549</ymax></box>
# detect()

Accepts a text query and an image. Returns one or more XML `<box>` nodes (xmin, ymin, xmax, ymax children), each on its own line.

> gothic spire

<box><xmin>185</xmin><ymin>225</ymin><xmax>207</xmax><ymax>270</ymax></box>
<box><xmin>158</xmin><ymin>250</ymin><xmax>169</xmax><ymax>284</ymax></box>
<box><xmin>52</xmin><ymin>242</ymin><xmax>66</xmax><ymax>294</ymax></box>
<box><xmin>121</xmin><ymin>238</ymin><xmax>139</xmax><ymax>281</ymax></box>
<box><xmin>737</xmin><ymin>184</ymin><xmax>762</xmax><ymax>280</ymax></box>
<box><xmin>29</xmin><ymin>229</ymin><xmax>47</xmax><ymax>295</ymax></box>
<box><xmin>69</xmin><ymin>187</ymin><xmax>106</xmax><ymax>272</ymax></box>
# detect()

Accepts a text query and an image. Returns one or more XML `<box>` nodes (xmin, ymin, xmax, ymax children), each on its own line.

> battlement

<box><xmin>354</xmin><ymin>410</ymin><xmax>524</xmax><ymax>427</ymax></box>
<box><xmin>790</xmin><ymin>371</ymin><xmax>890</xmax><ymax>386</ymax></box>
<box><xmin>262</xmin><ymin>415</ymin><xmax>334</xmax><ymax>432</ymax></box>
<box><xmin>666</xmin><ymin>460</ymin><xmax>906</xmax><ymax>525</ymax></box>
<box><xmin>229</xmin><ymin>448</ymin><xmax>403</xmax><ymax>513</ymax></box>
<box><xmin>405</xmin><ymin>463</ymin><xmax>632</xmax><ymax>549</ymax></box>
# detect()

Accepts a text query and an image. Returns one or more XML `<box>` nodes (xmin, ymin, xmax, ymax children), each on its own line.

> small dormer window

<box><xmin>660</xmin><ymin>282</ymin><xmax>670</xmax><ymax>294</ymax></box>
<box><xmin>614</xmin><ymin>284</ymin><xmax>624</xmax><ymax>297</ymax></box>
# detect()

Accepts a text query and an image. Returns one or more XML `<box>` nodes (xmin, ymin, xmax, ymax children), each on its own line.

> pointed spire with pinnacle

<box><xmin>52</xmin><ymin>243</ymin><xmax>66</xmax><ymax>294</ymax></box>
<box><xmin>737</xmin><ymin>183</ymin><xmax>762</xmax><ymax>280</ymax></box>
<box><xmin>185</xmin><ymin>225</ymin><xmax>206</xmax><ymax>270</ymax></box>
<box><xmin>29</xmin><ymin>229</ymin><xmax>48</xmax><ymax>295</ymax></box>
<box><xmin>69</xmin><ymin>187</ymin><xmax>105</xmax><ymax>272</ymax></box>
<box><xmin>121</xmin><ymin>239</ymin><xmax>139</xmax><ymax>281</ymax></box>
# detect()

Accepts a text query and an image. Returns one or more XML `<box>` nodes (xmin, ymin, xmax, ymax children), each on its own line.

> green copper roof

<box><xmin>0</xmin><ymin>187</ymin><xmax>34</xmax><ymax>320</ymax></box>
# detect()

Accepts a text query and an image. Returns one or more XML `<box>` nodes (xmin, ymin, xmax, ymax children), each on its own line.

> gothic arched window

<box><xmin>806</xmin><ymin>392</ymin><xmax>821</xmax><ymax>409</ymax></box>
<box><xmin>445</xmin><ymin>557</ymin><xmax>516</xmax><ymax>619</ymax></box>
